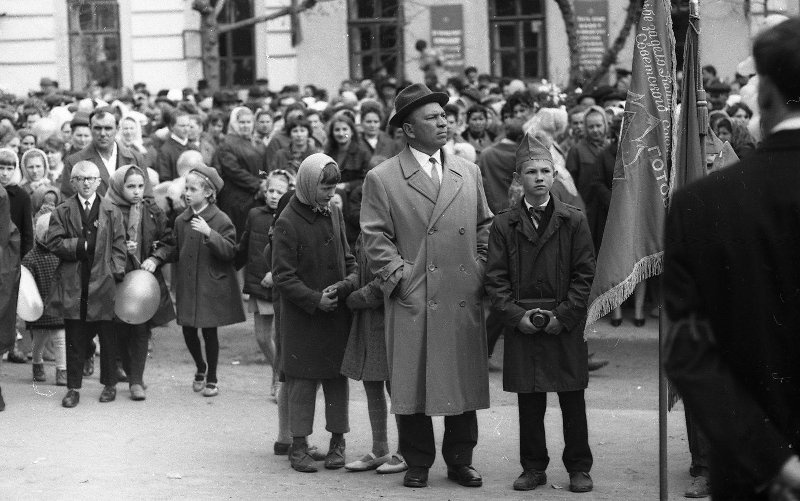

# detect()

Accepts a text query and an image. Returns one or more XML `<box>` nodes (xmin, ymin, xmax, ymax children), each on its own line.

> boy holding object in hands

<box><xmin>484</xmin><ymin>133</ymin><xmax>596</xmax><ymax>493</ymax></box>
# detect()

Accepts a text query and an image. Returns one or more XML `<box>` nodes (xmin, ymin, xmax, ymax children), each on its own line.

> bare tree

<box><xmin>191</xmin><ymin>0</ymin><xmax>321</xmax><ymax>90</ymax></box>
<box><xmin>554</xmin><ymin>0</ymin><xmax>645</xmax><ymax>89</ymax></box>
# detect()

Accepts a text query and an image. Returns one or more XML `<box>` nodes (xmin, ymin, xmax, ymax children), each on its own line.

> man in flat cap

<box><xmin>484</xmin><ymin>133</ymin><xmax>595</xmax><ymax>493</ymax></box>
<box><xmin>360</xmin><ymin>83</ymin><xmax>492</xmax><ymax>489</ymax></box>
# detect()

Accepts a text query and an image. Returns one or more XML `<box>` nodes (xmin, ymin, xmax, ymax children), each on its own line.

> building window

<box><xmin>488</xmin><ymin>0</ymin><xmax>546</xmax><ymax>79</ymax></box>
<box><xmin>218</xmin><ymin>0</ymin><xmax>256</xmax><ymax>88</ymax></box>
<box><xmin>67</xmin><ymin>0</ymin><xmax>121</xmax><ymax>90</ymax></box>
<box><xmin>347</xmin><ymin>0</ymin><xmax>404</xmax><ymax>80</ymax></box>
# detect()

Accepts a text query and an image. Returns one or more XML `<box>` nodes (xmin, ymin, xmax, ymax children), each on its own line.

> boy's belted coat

<box><xmin>360</xmin><ymin>147</ymin><xmax>492</xmax><ymax>415</ymax></box>
<box><xmin>484</xmin><ymin>197</ymin><xmax>595</xmax><ymax>393</ymax></box>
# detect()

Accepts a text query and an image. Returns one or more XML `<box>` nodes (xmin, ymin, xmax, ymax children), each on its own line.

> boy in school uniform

<box><xmin>484</xmin><ymin>133</ymin><xmax>596</xmax><ymax>493</ymax></box>
<box><xmin>46</xmin><ymin>160</ymin><xmax>127</xmax><ymax>408</ymax></box>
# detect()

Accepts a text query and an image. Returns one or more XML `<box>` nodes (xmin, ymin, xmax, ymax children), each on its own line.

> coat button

<box><xmin>428</xmin><ymin>264</ymin><xmax>436</xmax><ymax>272</ymax></box>
<box><xmin>459</xmin><ymin>227</ymin><xmax>465</xmax><ymax>234</ymax></box>
<box><xmin>428</xmin><ymin>300</ymin><xmax>437</xmax><ymax>309</ymax></box>
<box><xmin>428</xmin><ymin>228</ymin><xmax>436</xmax><ymax>235</ymax></box>
<box><xmin>459</xmin><ymin>300</ymin><xmax>466</xmax><ymax>307</ymax></box>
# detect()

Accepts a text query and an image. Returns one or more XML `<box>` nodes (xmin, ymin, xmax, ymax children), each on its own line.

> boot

<box><xmin>32</xmin><ymin>363</ymin><xmax>46</xmax><ymax>382</ymax></box>
<box><xmin>55</xmin><ymin>369</ymin><xmax>68</xmax><ymax>386</ymax></box>
<box><xmin>290</xmin><ymin>441</ymin><xmax>318</xmax><ymax>473</ymax></box>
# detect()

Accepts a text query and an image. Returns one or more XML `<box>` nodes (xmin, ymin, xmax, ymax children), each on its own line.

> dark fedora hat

<box><xmin>388</xmin><ymin>83</ymin><xmax>449</xmax><ymax>127</ymax></box>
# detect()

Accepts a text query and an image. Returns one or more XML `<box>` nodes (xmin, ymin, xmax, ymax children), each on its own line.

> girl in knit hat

<box><xmin>164</xmin><ymin>164</ymin><xmax>245</xmax><ymax>397</ymax></box>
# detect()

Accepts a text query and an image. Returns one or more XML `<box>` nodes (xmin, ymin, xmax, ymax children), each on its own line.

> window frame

<box><xmin>346</xmin><ymin>0</ymin><xmax>405</xmax><ymax>81</ymax></box>
<box><xmin>217</xmin><ymin>0</ymin><xmax>256</xmax><ymax>88</ymax></box>
<box><xmin>487</xmin><ymin>0</ymin><xmax>547</xmax><ymax>81</ymax></box>
<box><xmin>67</xmin><ymin>0</ymin><xmax>122</xmax><ymax>90</ymax></box>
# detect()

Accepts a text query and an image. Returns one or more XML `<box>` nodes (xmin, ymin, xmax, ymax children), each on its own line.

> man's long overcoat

<box><xmin>360</xmin><ymin>147</ymin><xmax>492</xmax><ymax>415</ymax></box>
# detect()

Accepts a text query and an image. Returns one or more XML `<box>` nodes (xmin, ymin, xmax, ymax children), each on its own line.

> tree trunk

<box><xmin>193</xmin><ymin>0</ymin><xmax>223</xmax><ymax>91</ymax></box>
<box><xmin>554</xmin><ymin>0</ymin><xmax>582</xmax><ymax>88</ymax></box>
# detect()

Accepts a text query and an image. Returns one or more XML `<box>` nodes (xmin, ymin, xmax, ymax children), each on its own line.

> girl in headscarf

<box><xmin>105</xmin><ymin>164</ymin><xmax>175</xmax><ymax>400</ymax></box>
<box><xmin>272</xmin><ymin>153</ymin><xmax>357</xmax><ymax>472</ymax></box>
<box><xmin>215</xmin><ymin>106</ymin><xmax>266</xmax><ymax>237</ymax></box>
<box><xmin>20</xmin><ymin>148</ymin><xmax>51</xmax><ymax>197</ymax></box>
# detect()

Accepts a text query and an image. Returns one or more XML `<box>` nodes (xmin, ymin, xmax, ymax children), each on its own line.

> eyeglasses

<box><xmin>72</xmin><ymin>176</ymin><xmax>99</xmax><ymax>184</ymax></box>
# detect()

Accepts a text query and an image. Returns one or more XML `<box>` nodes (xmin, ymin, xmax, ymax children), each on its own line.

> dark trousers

<box><xmin>117</xmin><ymin>323</ymin><xmax>149</xmax><ymax>386</ymax></box>
<box><xmin>685</xmin><ymin>408</ymin><xmax>710</xmax><ymax>477</ymax></box>
<box><xmin>285</xmin><ymin>375</ymin><xmax>349</xmax><ymax>437</ymax></box>
<box><xmin>64</xmin><ymin>319</ymin><xmax>118</xmax><ymax>390</ymax></box>
<box><xmin>397</xmin><ymin>411</ymin><xmax>478</xmax><ymax>469</ymax></box>
<box><xmin>518</xmin><ymin>390</ymin><xmax>592</xmax><ymax>472</ymax></box>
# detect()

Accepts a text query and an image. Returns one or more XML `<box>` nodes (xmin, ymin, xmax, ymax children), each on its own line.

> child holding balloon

<box><xmin>165</xmin><ymin>164</ymin><xmax>244</xmax><ymax>397</ymax></box>
<box><xmin>105</xmin><ymin>164</ymin><xmax>175</xmax><ymax>401</ymax></box>
<box><xmin>21</xmin><ymin>212</ymin><xmax>66</xmax><ymax>385</ymax></box>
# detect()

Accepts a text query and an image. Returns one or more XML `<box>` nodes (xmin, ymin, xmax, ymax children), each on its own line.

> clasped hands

<box><xmin>318</xmin><ymin>285</ymin><xmax>339</xmax><ymax>312</ymax></box>
<box><xmin>517</xmin><ymin>308</ymin><xmax>562</xmax><ymax>335</ymax></box>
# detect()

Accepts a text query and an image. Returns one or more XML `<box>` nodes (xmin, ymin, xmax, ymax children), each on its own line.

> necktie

<box><xmin>530</xmin><ymin>206</ymin><xmax>545</xmax><ymax>228</ymax></box>
<box><xmin>429</xmin><ymin>158</ymin><xmax>440</xmax><ymax>193</ymax></box>
<box><xmin>85</xmin><ymin>200</ymin><xmax>91</xmax><ymax>212</ymax></box>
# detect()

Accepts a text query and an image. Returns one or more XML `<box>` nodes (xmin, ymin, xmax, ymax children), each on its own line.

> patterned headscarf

<box><xmin>294</xmin><ymin>153</ymin><xmax>338</xmax><ymax>216</ymax></box>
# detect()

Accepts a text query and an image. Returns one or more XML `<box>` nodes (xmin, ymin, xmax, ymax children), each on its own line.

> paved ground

<box><xmin>0</xmin><ymin>309</ymin><xmax>701</xmax><ymax>500</ymax></box>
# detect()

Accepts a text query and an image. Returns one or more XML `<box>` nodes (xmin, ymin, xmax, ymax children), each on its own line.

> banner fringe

<box><xmin>585</xmin><ymin>252</ymin><xmax>663</xmax><ymax>328</ymax></box>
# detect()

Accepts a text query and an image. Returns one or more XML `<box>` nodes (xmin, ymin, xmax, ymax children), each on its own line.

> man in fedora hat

<box><xmin>360</xmin><ymin>83</ymin><xmax>492</xmax><ymax>489</ymax></box>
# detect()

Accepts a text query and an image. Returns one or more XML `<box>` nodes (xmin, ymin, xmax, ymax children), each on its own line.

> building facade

<box><xmin>0</xmin><ymin>0</ymin><xmax>797</xmax><ymax>96</ymax></box>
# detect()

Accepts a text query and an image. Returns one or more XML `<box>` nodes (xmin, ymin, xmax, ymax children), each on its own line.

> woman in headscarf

<box><xmin>117</xmin><ymin>112</ymin><xmax>157</xmax><ymax>172</ymax></box>
<box><xmin>20</xmin><ymin>148</ymin><xmax>52</xmax><ymax>198</ymax></box>
<box><xmin>105</xmin><ymin>164</ymin><xmax>175</xmax><ymax>400</ymax></box>
<box><xmin>215</xmin><ymin>106</ymin><xmax>266</xmax><ymax>237</ymax></box>
<box><xmin>566</xmin><ymin>105</ymin><xmax>609</xmax><ymax>208</ymax></box>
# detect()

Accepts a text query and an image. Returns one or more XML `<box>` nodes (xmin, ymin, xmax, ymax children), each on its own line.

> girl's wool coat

<box><xmin>165</xmin><ymin>203</ymin><xmax>245</xmax><ymax>328</ymax></box>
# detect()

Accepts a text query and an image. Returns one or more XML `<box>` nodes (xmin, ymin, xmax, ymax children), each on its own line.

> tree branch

<box><xmin>218</xmin><ymin>0</ymin><xmax>323</xmax><ymax>33</ymax></box>
<box><xmin>213</xmin><ymin>0</ymin><xmax>228</xmax><ymax>19</ymax></box>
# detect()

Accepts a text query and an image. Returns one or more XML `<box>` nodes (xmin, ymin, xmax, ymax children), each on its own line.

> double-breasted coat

<box><xmin>485</xmin><ymin>197</ymin><xmax>595</xmax><ymax>393</ymax></box>
<box><xmin>360</xmin><ymin>147</ymin><xmax>492</xmax><ymax>415</ymax></box>
<box><xmin>272</xmin><ymin>196</ymin><xmax>357</xmax><ymax>380</ymax></box>
<box><xmin>45</xmin><ymin>196</ymin><xmax>127</xmax><ymax>321</ymax></box>
<box><xmin>165</xmin><ymin>204</ymin><xmax>245</xmax><ymax>328</ymax></box>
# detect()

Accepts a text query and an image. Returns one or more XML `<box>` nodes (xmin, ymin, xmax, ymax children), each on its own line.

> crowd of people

<box><xmin>0</xmin><ymin>16</ymin><xmax>797</xmax><ymax>499</ymax></box>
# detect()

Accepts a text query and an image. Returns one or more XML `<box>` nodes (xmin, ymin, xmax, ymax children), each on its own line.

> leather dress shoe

<box><xmin>447</xmin><ymin>465</ymin><xmax>482</xmax><ymax>487</ymax></box>
<box><xmin>62</xmin><ymin>389</ymin><xmax>80</xmax><ymax>408</ymax></box>
<box><xmin>513</xmin><ymin>469</ymin><xmax>547</xmax><ymax>490</ymax></box>
<box><xmin>569</xmin><ymin>471</ymin><xmax>594</xmax><ymax>493</ymax></box>
<box><xmin>403</xmin><ymin>466</ymin><xmax>429</xmax><ymax>488</ymax></box>
<box><xmin>99</xmin><ymin>385</ymin><xmax>116</xmax><ymax>403</ymax></box>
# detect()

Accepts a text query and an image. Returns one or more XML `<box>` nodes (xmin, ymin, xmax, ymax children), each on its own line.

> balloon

<box><xmin>114</xmin><ymin>270</ymin><xmax>160</xmax><ymax>324</ymax></box>
<box><xmin>17</xmin><ymin>266</ymin><xmax>44</xmax><ymax>322</ymax></box>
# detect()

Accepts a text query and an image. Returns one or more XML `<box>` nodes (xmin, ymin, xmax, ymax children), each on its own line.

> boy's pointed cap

<box><xmin>516</xmin><ymin>132</ymin><xmax>553</xmax><ymax>170</ymax></box>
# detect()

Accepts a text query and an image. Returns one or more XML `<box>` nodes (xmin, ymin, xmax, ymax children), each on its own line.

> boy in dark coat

<box><xmin>272</xmin><ymin>153</ymin><xmax>357</xmax><ymax>473</ymax></box>
<box><xmin>485</xmin><ymin>134</ymin><xmax>596</xmax><ymax>493</ymax></box>
<box><xmin>46</xmin><ymin>161</ymin><xmax>127</xmax><ymax>408</ymax></box>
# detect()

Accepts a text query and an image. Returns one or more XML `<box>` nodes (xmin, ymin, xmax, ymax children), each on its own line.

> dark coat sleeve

<box><xmin>484</xmin><ymin>217</ymin><xmax>527</xmax><ymax>330</ymax></box>
<box><xmin>553</xmin><ymin>212</ymin><xmax>595</xmax><ymax>331</ymax></box>
<box><xmin>272</xmin><ymin>216</ymin><xmax>322</xmax><ymax>315</ymax></box>
<box><xmin>15</xmin><ymin>189</ymin><xmax>33</xmax><ymax>257</ymax></box>
<box><xmin>662</xmin><ymin>192</ymin><xmax>794</xmax><ymax>486</ymax></box>
<box><xmin>46</xmin><ymin>205</ymin><xmax>81</xmax><ymax>261</ymax></box>
<box><xmin>156</xmin><ymin>141</ymin><xmax>176</xmax><ymax>181</ymax></box>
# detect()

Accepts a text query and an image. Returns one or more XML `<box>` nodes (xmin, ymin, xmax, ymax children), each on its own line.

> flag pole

<box><xmin>659</xmin><ymin>308</ymin><xmax>668</xmax><ymax>501</ymax></box>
